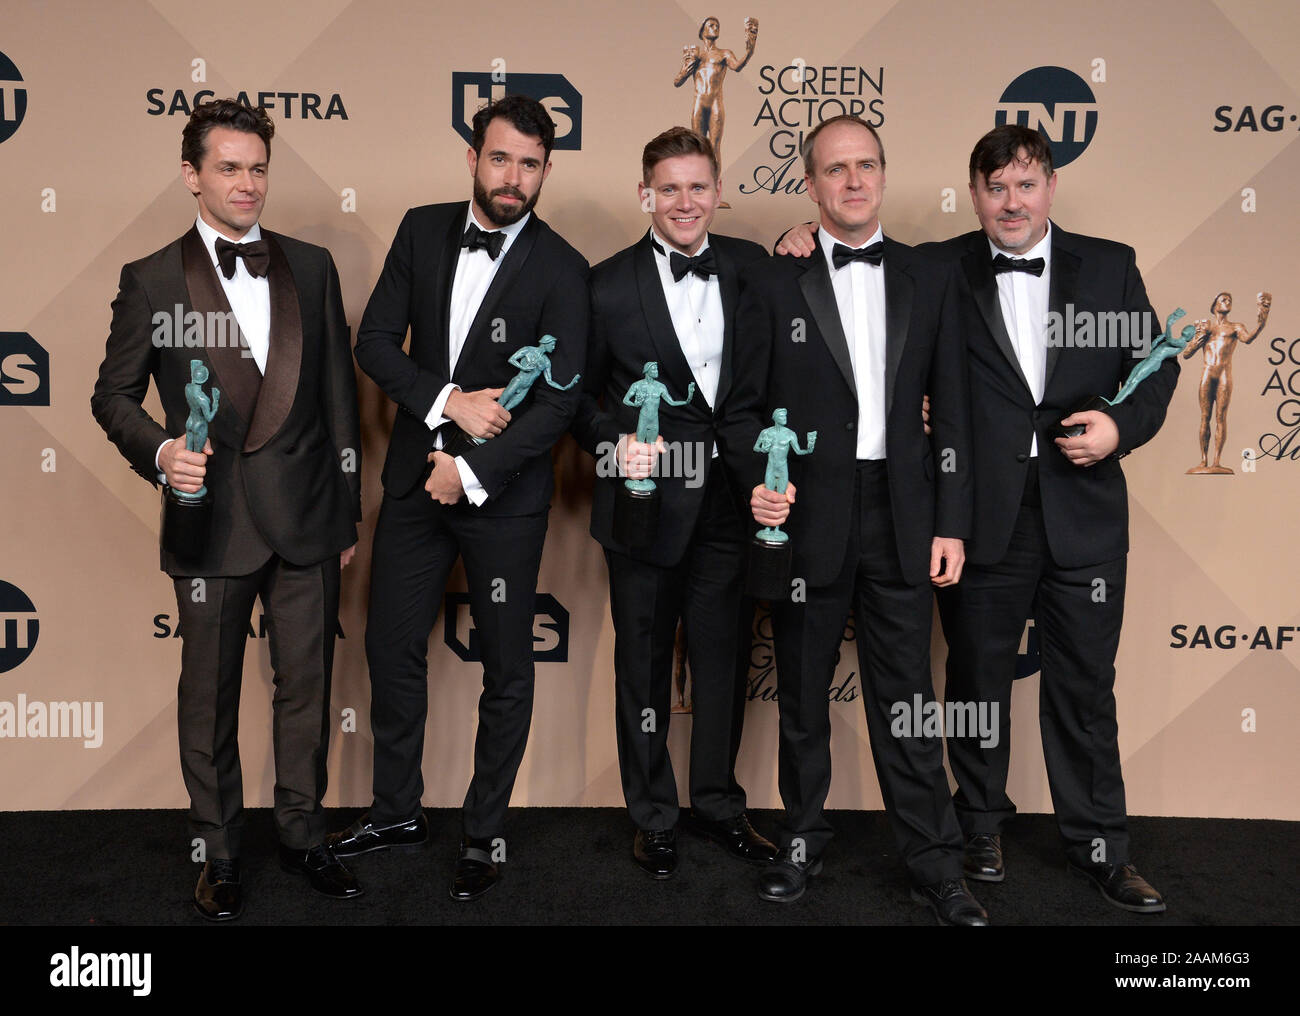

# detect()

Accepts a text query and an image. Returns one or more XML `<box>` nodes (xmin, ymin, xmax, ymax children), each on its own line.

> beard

<box><xmin>473</xmin><ymin>175</ymin><xmax>541</xmax><ymax>227</ymax></box>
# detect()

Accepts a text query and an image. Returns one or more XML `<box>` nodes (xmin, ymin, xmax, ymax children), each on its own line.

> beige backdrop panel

<box><xmin>1</xmin><ymin>0</ymin><xmax>1296</xmax><ymax>820</ymax></box>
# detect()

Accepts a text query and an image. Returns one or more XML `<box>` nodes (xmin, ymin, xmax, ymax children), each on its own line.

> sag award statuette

<box><xmin>443</xmin><ymin>334</ymin><xmax>580</xmax><ymax>458</ymax></box>
<box><xmin>1049</xmin><ymin>309</ymin><xmax>1192</xmax><ymax>441</ymax></box>
<box><xmin>613</xmin><ymin>362</ymin><xmax>694</xmax><ymax>550</ymax></box>
<box><xmin>161</xmin><ymin>359</ymin><xmax>219</xmax><ymax>561</ymax></box>
<box><xmin>746</xmin><ymin>408</ymin><xmax>816</xmax><ymax>599</ymax></box>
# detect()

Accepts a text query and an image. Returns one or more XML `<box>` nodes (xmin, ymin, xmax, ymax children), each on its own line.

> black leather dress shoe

<box><xmin>633</xmin><ymin>828</ymin><xmax>678</xmax><ymax>880</ymax></box>
<box><xmin>910</xmin><ymin>878</ymin><xmax>990</xmax><ymax>926</ymax></box>
<box><xmin>686</xmin><ymin>812</ymin><xmax>778</xmax><ymax>865</ymax></box>
<box><xmin>963</xmin><ymin>834</ymin><xmax>1005</xmax><ymax>883</ymax></box>
<box><xmin>1069</xmin><ymin>861</ymin><xmax>1166</xmax><ymax>913</ymax></box>
<box><xmin>325</xmin><ymin>810</ymin><xmax>429</xmax><ymax>857</ymax></box>
<box><xmin>193</xmin><ymin>858</ymin><xmax>242</xmax><ymax>921</ymax></box>
<box><xmin>450</xmin><ymin>836</ymin><xmax>501</xmax><ymax>901</ymax></box>
<box><xmin>757</xmin><ymin>848</ymin><xmax>822</xmax><ymax>903</ymax></box>
<box><xmin>278</xmin><ymin>843</ymin><xmax>363</xmax><ymax>899</ymax></box>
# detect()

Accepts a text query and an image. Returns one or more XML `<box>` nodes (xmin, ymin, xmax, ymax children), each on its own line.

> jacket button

<box><xmin>1016</xmin><ymin>452</ymin><xmax>1028</xmax><ymax>463</ymax></box>
<box><xmin>1031</xmin><ymin>411</ymin><xmax>1041</xmax><ymax>421</ymax></box>
<box><xmin>845</xmin><ymin>422</ymin><xmax>854</xmax><ymax>431</ymax></box>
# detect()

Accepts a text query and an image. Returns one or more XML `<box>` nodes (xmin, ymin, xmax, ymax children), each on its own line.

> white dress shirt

<box><xmin>650</xmin><ymin>229</ymin><xmax>724</xmax><ymax>457</ymax></box>
<box><xmin>819</xmin><ymin>224</ymin><xmax>887</xmax><ymax>460</ymax></box>
<box><xmin>988</xmin><ymin>222</ymin><xmax>1052</xmax><ymax>456</ymax></box>
<box><xmin>424</xmin><ymin>207</ymin><xmax>530</xmax><ymax>506</ymax></box>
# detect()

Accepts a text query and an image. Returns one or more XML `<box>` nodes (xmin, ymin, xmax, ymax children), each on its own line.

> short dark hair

<box><xmin>968</xmin><ymin>124</ymin><xmax>1054</xmax><ymax>186</ymax></box>
<box><xmin>801</xmin><ymin>114</ymin><xmax>886</xmax><ymax>175</ymax></box>
<box><xmin>471</xmin><ymin>94</ymin><xmax>556</xmax><ymax>161</ymax></box>
<box><xmin>642</xmin><ymin>127</ymin><xmax>719</xmax><ymax>184</ymax></box>
<box><xmin>698</xmin><ymin>16</ymin><xmax>718</xmax><ymax>40</ymax></box>
<box><xmin>181</xmin><ymin>98</ymin><xmax>274</xmax><ymax>170</ymax></box>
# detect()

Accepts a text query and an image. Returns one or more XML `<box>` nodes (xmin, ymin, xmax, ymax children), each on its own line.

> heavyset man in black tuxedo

<box><xmin>926</xmin><ymin>125</ymin><xmax>1173</xmax><ymax>912</ymax></box>
<box><xmin>91</xmin><ymin>99</ymin><xmax>363</xmax><ymax>920</ymax></box>
<box><xmin>328</xmin><ymin>95</ymin><xmax>588</xmax><ymax>901</ymax></box>
<box><xmin>724</xmin><ymin>115</ymin><xmax>987</xmax><ymax>923</ymax></box>
<box><xmin>572</xmin><ymin>127</ymin><xmax>776</xmax><ymax>879</ymax></box>
<box><xmin>781</xmin><ymin>125</ymin><xmax>1175</xmax><ymax>912</ymax></box>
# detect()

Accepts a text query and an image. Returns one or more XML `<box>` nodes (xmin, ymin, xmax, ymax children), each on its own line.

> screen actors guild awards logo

<box><xmin>674</xmin><ymin>15</ymin><xmax>758</xmax><ymax>206</ymax></box>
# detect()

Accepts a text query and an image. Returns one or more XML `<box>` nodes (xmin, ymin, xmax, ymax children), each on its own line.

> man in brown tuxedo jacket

<box><xmin>91</xmin><ymin>99</ymin><xmax>362</xmax><ymax>921</ymax></box>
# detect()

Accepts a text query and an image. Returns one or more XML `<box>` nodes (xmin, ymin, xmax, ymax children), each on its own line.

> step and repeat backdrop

<box><xmin>1</xmin><ymin>0</ymin><xmax>1296</xmax><ymax>820</ymax></box>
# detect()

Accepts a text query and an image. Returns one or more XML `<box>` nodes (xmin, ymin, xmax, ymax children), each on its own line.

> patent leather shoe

<box><xmin>326</xmin><ymin>810</ymin><xmax>428</xmax><ymax>857</ymax></box>
<box><xmin>686</xmin><ymin>812</ymin><xmax>777</xmax><ymax>864</ymax></box>
<box><xmin>963</xmin><ymin>834</ymin><xmax>1005</xmax><ymax>883</ymax></box>
<box><xmin>278</xmin><ymin>843</ymin><xmax>363</xmax><ymax>899</ymax></box>
<box><xmin>193</xmin><ymin>858</ymin><xmax>242</xmax><ymax>921</ymax></box>
<box><xmin>450</xmin><ymin>836</ymin><xmax>501</xmax><ymax>901</ymax></box>
<box><xmin>633</xmin><ymin>828</ymin><xmax>678</xmax><ymax>880</ymax></box>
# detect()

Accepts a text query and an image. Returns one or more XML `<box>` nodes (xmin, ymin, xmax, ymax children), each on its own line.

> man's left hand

<box><xmin>1055</xmin><ymin>411</ymin><xmax>1119</xmax><ymax>466</ymax></box>
<box><xmin>930</xmin><ymin>537</ymin><xmax>965</xmax><ymax>587</ymax></box>
<box><xmin>425</xmin><ymin>450</ymin><xmax>465</xmax><ymax>504</ymax></box>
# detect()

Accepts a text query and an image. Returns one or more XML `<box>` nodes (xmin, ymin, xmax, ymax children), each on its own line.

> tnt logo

<box><xmin>0</xmin><ymin>51</ymin><xmax>26</xmax><ymax>144</ymax></box>
<box><xmin>0</xmin><ymin>50</ymin><xmax>26</xmax><ymax>142</ymax></box>
<box><xmin>995</xmin><ymin>66</ymin><xmax>1098</xmax><ymax>168</ymax></box>
<box><xmin>443</xmin><ymin>592</ymin><xmax>570</xmax><ymax>663</ymax></box>
<box><xmin>0</xmin><ymin>580</ymin><xmax>39</xmax><ymax>674</ymax></box>
<box><xmin>0</xmin><ymin>333</ymin><xmax>50</xmax><ymax>406</ymax></box>
<box><xmin>451</xmin><ymin>73</ymin><xmax>582</xmax><ymax>150</ymax></box>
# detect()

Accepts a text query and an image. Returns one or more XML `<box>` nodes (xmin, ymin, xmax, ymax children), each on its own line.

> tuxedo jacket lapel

<box><xmin>1045</xmin><ymin>234</ymin><xmax>1081</xmax><ymax>393</ymax></box>
<box><xmin>433</xmin><ymin>210</ymin><xmax>464</xmax><ymax>380</ymax></box>
<box><xmin>714</xmin><ymin>239</ymin><xmax>740</xmax><ymax>411</ymax></box>
<box><xmin>456</xmin><ymin>214</ymin><xmax>539</xmax><ymax>377</ymax></box>
<box><xmin>882</xmin><ymin>239</ymin><xmax>912</xmax><ymax>420</ymax></box>
<box><xmin>633</xmin><ymin>235</ymin><xmax>701</xmax><ymax>409</ymax></box>
<box><xmin>181</xmin><ymin>227</ymin><xmax>259</xmax><ymax>435</ymax></box>
<box><xmin>962</xmin><ymin>239</ymin><xmax>1034</xmax><ymax>398</ymax></box>
<box><xmin>798</xmin><ymin>244</ymin><xmax>856</xmax><ymax>399</ymax></box>
<box><xmin>244</xmin><ymin>234</ymin><xmax>302</xmax><ymax>453</ymax></box>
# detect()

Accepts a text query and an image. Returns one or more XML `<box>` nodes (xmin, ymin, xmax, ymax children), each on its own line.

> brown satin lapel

<box><xmin>181</xmin><ymin>227</ymin><xmax>260</xmax><ymax>430</ymax></box>
<box><xmin>244</xmin><ymin>234</ymin><xmax>302</xmax><ymax>453</ymax></box>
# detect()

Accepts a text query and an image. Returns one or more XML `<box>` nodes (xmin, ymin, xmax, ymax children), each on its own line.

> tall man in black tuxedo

<box><xmin>91</xmin><ymin>99</ymin><xmax>363</xmax><ymax>921</ymax></box>
<box><xmin>328</xmin><ymin>96</ymin><xmax>588</xmax><ymax>901</ymax></box>
<box><xmin>723</xmin><ymin>115</ymin><xmax>986</xmax><ymax>923</ymax></box>
<box><xmin>927</xmin><ymin>126</ymin><xmax>1173</xmax><ymax>912</ymax></box>
<box><xmin>572</xmin><ymin>127</ymin><xmax>775</xmax><ymax>879</ymax></box>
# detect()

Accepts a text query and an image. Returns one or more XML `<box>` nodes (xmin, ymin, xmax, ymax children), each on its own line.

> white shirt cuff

<box><xmin>156</xmin><ymin>438</ymin><xmax>172</xmax><ymax>483</ymax></box>
<box><xmin>454</xmin><ymin>455</ymin><xmax>487</xmax><ymax>506</ymax></box>
<box><xmin>425</xmin><ymin>383</ymin><xmax>460</xmax><ymax>430</ymax></box>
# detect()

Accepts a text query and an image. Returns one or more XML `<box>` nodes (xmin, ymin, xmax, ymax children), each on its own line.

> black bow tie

<box><xmin>668</xmin><ymin>247</ymin><xmax>718</xmax><ymax>282</ymax></box>
<box><xmin>991</xmin><ymin>253</ymin><xmax>1045</xmax><ymax>277</ymax></box>
<box><xmin>831</xmin><ymin>241</ymin><xmax>884</xmax><ymax>270</ymax></box>
<box><xmin>462</xmin><ymin>223</ymin><xmax>506</xmax><ymax>260</ymax></box>
<box><xmin>214</xmin><ymin>238</ymin><xmax>269</xmax><ymax>280</ymax></box>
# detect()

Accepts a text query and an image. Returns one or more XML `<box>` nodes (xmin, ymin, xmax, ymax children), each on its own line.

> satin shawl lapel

<box><xmin>456</xmin><ymin>214</ymin><xmax>539</xmax><ymax>378</ymax></box>
<box><xmin>633</xmin><ymin>234</ymin><xmax>700</xmax><ymax>409</ymax></box>
<box><xmin>962</xmin><ymin>240</ymin><xmax>1034</xmax><ymax>397</ymax></box>
<box><xmin>181</xmin><ymin>226</ymin><xmax>259</xmax><ymax>434</ymax></box>
<box><xmin>243</xmin><ymin>234</ymin><xmax>302</xmax><ymax>453</ymax></box>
